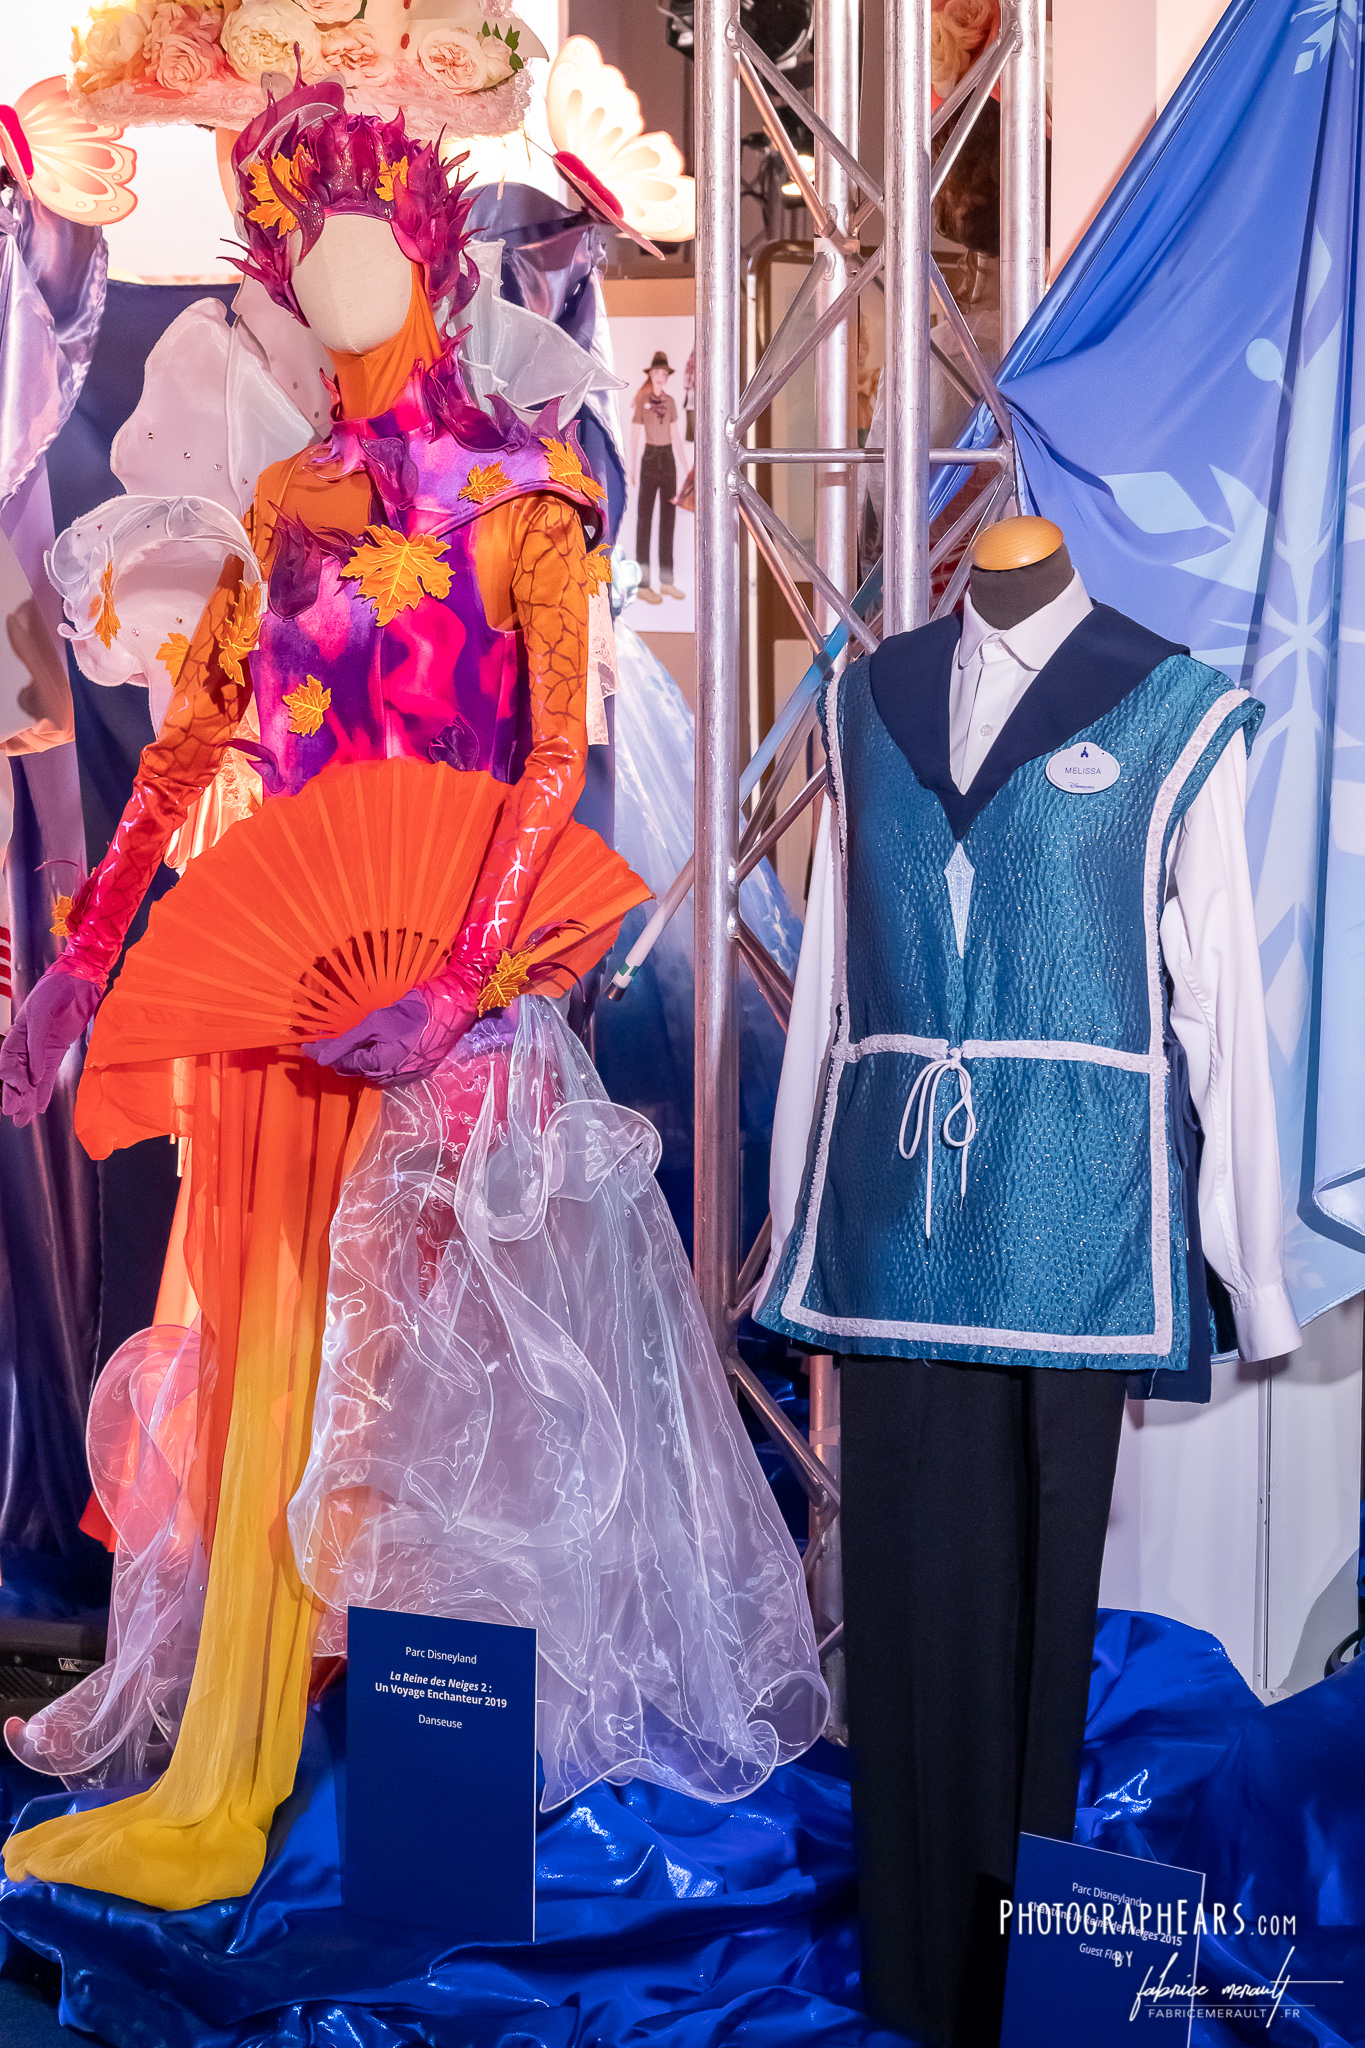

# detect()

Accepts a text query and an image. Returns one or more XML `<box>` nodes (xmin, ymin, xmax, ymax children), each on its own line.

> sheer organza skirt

<box><xmin>13</xmin><ymin>998</ymin><xmax>826</xmax><ymax>1809</ymax></box>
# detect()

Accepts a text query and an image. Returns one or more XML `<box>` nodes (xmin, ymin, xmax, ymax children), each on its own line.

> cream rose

<box><xmin>78</xmin><ymin>3</ymin><xmax>156</xmax><ymax>84</ymax></box>
<box><xmin>478</xmin><ymin>27</ymin><xmax>515</xmax><ymax>85</ymax></box>
<box><xmin>144</xmin><ymin>2</ymin><xmax>223</xmax><ymax>90</ymax></box>
<box><xmin>415</xmin><ymin>22</ymin><xmax>491</xmax><ymax>94</ymax></box>
<box><xmin>222</xmin><ymin>0</ymin><xmax>323</xmax><ymax>79</ymax></box>
<box><xmin>941</xmin><ymin>0</ymin><xmax>998</xmax><ymax>54</ymax></box>
<box><xmin>929</xmin><ymin>13</ymin><xmax>969</xmax><ymax>98</ymax></box>
<box><xmin>296</xmin><ymin>0</ymin><xmax>362</xmax><ymax>23</ymax></box>
<box><xmin>319</xmin><ymin>21</ymin><xmax>394</xmax><ymax>85</ymax></box>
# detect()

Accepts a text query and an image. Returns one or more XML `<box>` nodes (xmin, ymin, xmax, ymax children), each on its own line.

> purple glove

<box><xmin>0</xmin><ymin>970</ymin><xmax>101</xmax><ymax>1126</ymax></box>
<box><xmin>303</xmin><ymin>985</ymin><xmax>476</xmax><ymax>1086</ymax></box>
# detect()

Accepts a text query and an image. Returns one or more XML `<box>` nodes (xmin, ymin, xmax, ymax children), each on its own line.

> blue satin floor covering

<box><xmin>0</xmin><ymin>1610</ymin><xmax>1360</xmax><ymax>2047</ymax></box>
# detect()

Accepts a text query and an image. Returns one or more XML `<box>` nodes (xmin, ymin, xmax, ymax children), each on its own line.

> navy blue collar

<box><xmin>867</xmin><ymin>602</ymin><xmax>1188</xmax><ymax>839</ymax></box>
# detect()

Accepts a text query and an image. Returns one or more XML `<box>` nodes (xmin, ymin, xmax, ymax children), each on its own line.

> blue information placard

<box><xmin>1001</xmin><ymin>1834</ymin><xmax>1205</xmax><ymax>2047</ymax></box>
<box><xmin>345</xmin><ymin>1607</ymin><xmax>537</xmax><ymax>1941</ymax></box>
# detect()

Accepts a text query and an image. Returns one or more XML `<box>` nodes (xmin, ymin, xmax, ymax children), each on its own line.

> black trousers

<box><xmin>636</xmin><ymin>445</ymin><xmax>676</xmax><ymax>579</ymax></box>
<box><xmin>840</xmin><ymin>1357</ymin><xmax>1127</xmax><ymax>2047</ymax></box>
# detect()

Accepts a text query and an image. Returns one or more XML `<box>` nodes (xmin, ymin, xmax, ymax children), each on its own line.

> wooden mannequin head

<box><xmin>969</xmin><ymin>515</ymin><xmax>1073</xmax><ymax>629</ymax></box>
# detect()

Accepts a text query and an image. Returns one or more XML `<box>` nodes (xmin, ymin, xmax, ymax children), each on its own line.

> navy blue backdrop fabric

<box><xmin>0</xmin><ymin>760</ymin><xmax>100</xmax><ymax>1574</ymax></box>
<box><xmin>0</xmin><ymin>1611</ymin><xmax>1360</xmax><ymax>2048</ymax></box>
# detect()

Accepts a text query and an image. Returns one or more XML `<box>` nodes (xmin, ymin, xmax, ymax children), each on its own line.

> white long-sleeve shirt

<box><xmin>765</xmin><ymin>575</ymin><xmax>1302</xmax><ymax>1366</ymax></box>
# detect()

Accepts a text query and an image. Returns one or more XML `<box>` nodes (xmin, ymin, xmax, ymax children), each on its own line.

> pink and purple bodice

<box><xmin>249</xmin><ymin>358</ymin><xmax>603</xmax><ymax>798</ymax></box>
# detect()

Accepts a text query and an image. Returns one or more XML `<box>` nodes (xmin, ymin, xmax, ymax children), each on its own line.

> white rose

<box><xmin>79</xmin><ymin>3</ymin><xmax>156</xmax><ymax>81</ymax></box>
<box><xmin>222</xmin><ymin>0</ymin><xmax>323</xmax><ymax>79</ymax></box>
<box><xmin>478</xmin><ymin>27</ymin><xmax>514</xmax><ymax>84</ymax></box>
<box><xmin>415</xmin><ymin>22</ymin><xmax>490</xmax><ymax>93</ymax></box>
<box><xmin>319</xmin><ymin>21</ymin><xmax>394</xmax><ymax>85</ymax></box>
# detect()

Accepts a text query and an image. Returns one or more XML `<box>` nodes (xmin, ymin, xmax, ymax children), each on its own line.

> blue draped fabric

<box><xmin>0</xmin><ymin>1611</ymin><xmax>1361</xmax><ymax>2047</ymax></box>
<box><xmin>937</xmin><ymin>0</ymin><xmax>1365</xmax><ymax>1326</ymax></box>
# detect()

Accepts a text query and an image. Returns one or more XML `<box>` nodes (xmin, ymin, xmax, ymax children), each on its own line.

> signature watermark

<box><xmin>1002</xmin><ymin>1885</ymin><xmax>1343</xmax><ymax>2030</ymax></box>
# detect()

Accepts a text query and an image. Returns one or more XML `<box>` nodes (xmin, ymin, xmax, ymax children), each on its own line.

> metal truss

<box><xmin>609</xmin><ymin>0</ymin><xmax>1047</xmax><ymax>1723</ymax></box>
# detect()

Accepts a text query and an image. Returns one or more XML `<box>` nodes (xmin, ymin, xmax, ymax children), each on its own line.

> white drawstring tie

<box><xmin>897</xmin><ymin>1048</ymin><xmax>977</xmax><ymax>1238</ymax></box>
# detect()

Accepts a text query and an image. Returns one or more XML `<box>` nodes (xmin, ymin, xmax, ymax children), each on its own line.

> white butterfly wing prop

<box><xmin>545</xmin><ymin>37</ymin><xmax>695</xmax><ymax>253</ymax></box>
<box><xmin>0</xmin><ymin>77</ymin><xmax>137</xmax><ymax>227</ymax></box>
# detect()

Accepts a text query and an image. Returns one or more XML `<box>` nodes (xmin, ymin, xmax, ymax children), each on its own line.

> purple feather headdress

<box><xmin>230</xmin><ymin>73</ymin><xmax>476</xmax><ymax>326</ymax></box>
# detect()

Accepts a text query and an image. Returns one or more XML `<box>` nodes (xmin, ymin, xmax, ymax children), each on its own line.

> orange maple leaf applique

<box><xmin>216</xmin><ymin>582</ymin><xmax>264</xmax><ymax>689</ymax></box>
<box><xmin>157</xmin><ymin>631</ymin><xmax>190</xmax><ymax>686</ymax></box>
<box><xmin>583</xmin><ymin>548</ymin><xmax>613</xmax><ymax>593</ymax></box>
<box><xmin>246</xmin><ymin>146</ymin><xmax>310</xmax><ymax>236</ymax></box>
<box><xmin>92</xmin><ymin>563</ymin><xmax>119</xmax><ymax>650</ymax></box>
<box><xmin>541</xmin><ymin>437</ymin><xmax>607</xmax><ymax>504</ymax></box>
<box><xmin>375</xmin><ymin>152</ymin><xmax>409</xmax><ymax>203</ymax></box>
<box><xmin>340</xmin><ymin>525</ymin><xmax>453</xmax><ymax>626</ymax></box>
<box><xmin>477</xmin><ymin>946</ymin><xmax>535</xmax><ymax>1018</ymax></box>
<box><xmin>461</xmin><ymin>461</ymin><xmax>513</xmax><ymax>506</ymax></box>
<box><xmin>50</xmin><ymin>893</ymin><xmax>75</xmax><ymax>941</ymax></box>
<box><xmin>283</xmin><ymin>674</ymin><xmax>332</xmax><ymax>739</ymax></box>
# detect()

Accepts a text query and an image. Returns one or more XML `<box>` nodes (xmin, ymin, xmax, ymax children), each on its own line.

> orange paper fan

<box><xmin>86</xmin><ymin>758</ymin><xmax>650</xmax><ymax>1079</ymax></box>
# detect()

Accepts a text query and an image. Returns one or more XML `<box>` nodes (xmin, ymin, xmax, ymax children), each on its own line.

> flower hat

<box><xmin>68</xmin><ymin>0</ymin><xmax>546</xmax><ymax>144</ymax></box>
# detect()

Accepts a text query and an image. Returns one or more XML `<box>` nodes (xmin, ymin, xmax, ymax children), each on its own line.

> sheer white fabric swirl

<box><xmin>290</xmin><ymin>995</ymin><xmax>828</xmax><ymax>1807</ymax></box>
<box><xmin>5</xmin><ymin>1324</ymin><xmax>207</xmax><ymax>1788</ymax></box>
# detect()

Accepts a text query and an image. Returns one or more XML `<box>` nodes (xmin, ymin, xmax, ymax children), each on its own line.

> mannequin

<box><xmin>967</xmin><ymin>512</ymin><xmax>1073</xmax><ymax>625</ymax></box>
<box><xmin>290</xmin><ymin>213</ymin><xmax>414</xmax><ymax>355</ymax></box>
<box><xmin>0</xmin><ymin>80</ymin><xmax>825</xmax><ymax>1911</ymax></box>
<box><xmin>759</xmin><ymin>513</ymin><xmax>1298</xmax><ymax>2044</ymax></box>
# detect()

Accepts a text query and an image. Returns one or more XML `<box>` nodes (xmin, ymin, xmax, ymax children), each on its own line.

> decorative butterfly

<box><xmin>0</xmin><ymin>76</ymin><xmax>137</xmax><ymax>227</ymax></box>
<box><xmin>545</xmin><ymin>36</ymin><xmax>695</xmax><ymax>257</ymax></box>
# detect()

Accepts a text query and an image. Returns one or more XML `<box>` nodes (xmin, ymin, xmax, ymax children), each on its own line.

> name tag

<box><xmin>1046</xmin><ymin>742</ymin><xmax>1120</xmax><ymax>793</ymax></box>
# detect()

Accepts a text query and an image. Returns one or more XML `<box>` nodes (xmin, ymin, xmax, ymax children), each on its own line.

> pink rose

<box><xmin>319</xmin><ymin>21</ymin><xmax>394</xmax><ymax>86</ymax></box>
<box><xmin>296</xmin><ymin>0</ymin><xmax>363</xmax><ymax>23</ymax></box>
<box><xmin>929</xmin><ymin>13</ymin><xmax>970</xmax><ymax>99</ymax></box>
<box><xmin>940</xmin><ymin>0</ymin><xmax>999</xmax><ymax>55</ymax></box>
<box><xmin>415</xmin><ymin>23</ymin><xmax>490</xmax><ymax>94</ymax></box>
<box><xmin>144</xmin><ymin>2</ymin><xmax>223</xmax><ymax>90</ymax></box>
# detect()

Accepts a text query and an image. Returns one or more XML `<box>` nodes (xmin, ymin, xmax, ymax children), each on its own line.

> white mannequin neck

<box><xmin>291</xmin><ymin>214</ymin><xmax>414</xmax><ymax>354</ymax></box>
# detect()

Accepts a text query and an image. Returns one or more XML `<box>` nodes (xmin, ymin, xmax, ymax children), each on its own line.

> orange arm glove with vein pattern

<box><xmin>0</xmin><ymin>562</ymin><xmax>252</xmax><ymax>1125</ymax></box>
<box><xmin>56</xmin><ymin>561</ymin><xmax>254</xmax><ymax>990</ymax></box>
<box><xmin>306</xmin><ymin>494</ymin><xmax>591</xmax><ymax>1082</ymax></box>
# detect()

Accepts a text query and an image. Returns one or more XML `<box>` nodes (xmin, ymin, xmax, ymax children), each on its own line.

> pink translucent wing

<box><xmin>12</xmin><ymin>76</ymin><xmax>137</xmax><ymax>226</ymax></box>
<box><xmin>545</xmin><ymin>40</ymin><xmax>695</xmax><ymax>243</ymax></box>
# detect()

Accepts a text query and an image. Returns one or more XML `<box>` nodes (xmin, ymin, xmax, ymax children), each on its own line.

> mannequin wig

<box><xmin>231</xmin><ymin>75</ymin><xmax>476</xmax><ymax>325</ymax></box>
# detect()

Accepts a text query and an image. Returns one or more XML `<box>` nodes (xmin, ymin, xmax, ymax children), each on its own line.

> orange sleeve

<box><xmin>58</xmin><ymin>562</ymin><xmax>255</xmax><ymax>990</ymax></box>
<box><xmin>431</xmin><ymin>493</ymin><xmax>591</xmax><ymax>1008</ymax></box>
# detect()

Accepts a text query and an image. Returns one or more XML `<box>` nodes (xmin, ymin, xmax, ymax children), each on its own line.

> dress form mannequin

<box><xmin>1</xmin><ymin>85</ymin><xmax>828</xmax><ymax>1911</ymax></box>
<box><xmin>291</xmin><ymin>214</ymin><xmax>414</xmax><ymax>355</ymax></box>
<box><xmin>760</xmin><ymin>498</ymin><xmax>1297</xmax><ymax>2043</ymax></box>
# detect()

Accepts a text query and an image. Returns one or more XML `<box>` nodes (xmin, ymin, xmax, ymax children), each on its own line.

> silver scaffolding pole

<box><xmin>883</xmin><ymin>0</ymin><xmax>932</xmax><ymax>636</ymax></box>
<box><xmin>807</xmin><ymin>0</ymin><xmax>860</xmax><ymax>1739</ymax></box>
<box><xmin>693</xmin><ymin>0</ymin><xmax>742</xmax><ymax>1360</ymax></box>
<box><xmin>686</xmin><ymin>0</ymin><xmax>1046</xmax><ymax>1701</ymax></box>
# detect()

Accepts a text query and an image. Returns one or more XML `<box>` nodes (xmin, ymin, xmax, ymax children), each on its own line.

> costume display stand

<box><xmin>759</xmin><ymin>514</ymin><xmax>1300</xmax><ymax>2045</ymax></box>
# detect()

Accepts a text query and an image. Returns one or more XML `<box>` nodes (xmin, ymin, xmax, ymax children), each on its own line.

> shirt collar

<box><xmin>957</xmin><ymin>568</ymin><xmax>1093</xmax><ymax>673</ymax></box>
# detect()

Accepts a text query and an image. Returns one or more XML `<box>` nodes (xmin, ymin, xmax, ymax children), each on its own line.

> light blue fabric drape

<box><xmin>938</xmin><ymin>0</ymin><xmax>1365</xmax><ymax>1323</ymax></box>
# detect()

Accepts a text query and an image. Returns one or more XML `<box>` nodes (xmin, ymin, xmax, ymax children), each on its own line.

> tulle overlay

<box><xmin>6</xmin><ymin>1325</ymin><xmax>207</xmax><ymax>1790</ymax></box>
<box><xmin>291</xmin><ymin>995</ymin><xmax>828</xmax><ymax>1806</ymax></box>
<box><xmin>10</xmin><ymin>1001</ymin><xmax>825</xmax><ymax>1825</ymax></box>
